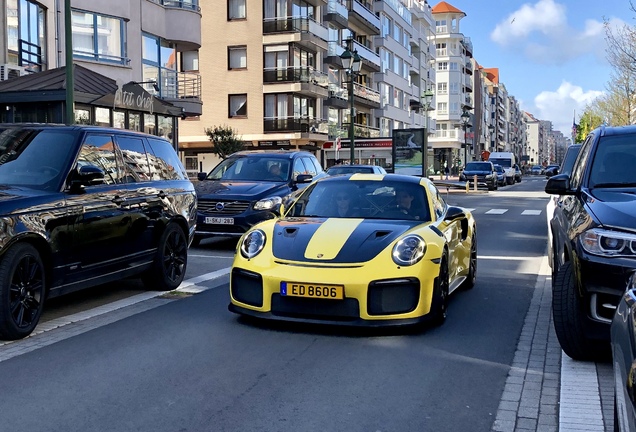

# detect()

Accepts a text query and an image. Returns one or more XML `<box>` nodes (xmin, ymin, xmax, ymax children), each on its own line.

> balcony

<box><xmin>143</xmin><ymin>0</ymin><xmax>201</xmax><ymax>50</ymax></box>
<box><xmin>324</xmin><ymin>0</ymin><xmax>348</xmax><ymax>27</ymax></box>
<box><xmin>147</xmin><ymin>70</ymin><xmax>202</xmax><ymax>116</ymax></box>
<box><xmin>264</xmin><ymin>116</ymin><xmax>326</xmax><ymax>134</ymax></box>
<box><xmin>342</xmin><ymin>123</ymin><xmax>381</xmax><ymax>138</ymax></box>
<box><xmin>353</xmin><ymin>40</ymin><xmax>381</xmax><ymax>71</ymax></box>
<box><xmin>263</xmin><ymin>17</ymin><xmax>329</xmax><ymax>51</ymax></box>
<box><xmin>262</xmin><ymin>66</ymin><xmax>329</xmax><ymax>98</ymax></box>
<box><xmin>325</xmin><ymin>84</ymin><xmax>349</xmax><ymax>109</ymax></box>
<box><xmin>148</xmin><ymin>0</ymin><xmax>200</xmax><ymax>10</ymax></box>
<box><xmin>464</xmin><ymin>62</ymin><xmax>473</xmax><ymax>75</ymax></box>
<box><xmin>325</xmin><ymin>41</ymin><xmax>346</xmax><ymax>67</ymax></box>
<box><xmin>347</xmin><ymin>0</ymin><xmax>380</xmax><ymax>35</ymax></box>
<box><xmin>353</xmin><ymin>82</ymin><xmax>380</xmax><ymax>108</ymax></box>
<box><xmin>409</xmin><ymin>56</ymin><xmax>420</xmax><ymax>74</ymax></box>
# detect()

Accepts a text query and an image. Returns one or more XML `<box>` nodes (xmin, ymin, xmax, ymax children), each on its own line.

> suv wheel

<box><xmin>143</xmin><ymin>223</ymin><xmax>188</xmax><ymax>291</ymax></box>
<box><xmin>552</xmin><ymin>261</ymin><xmax>609</xmax><ymax>360</ymax></box>
<box><xmin>0</xmin><ymin>243</ymin><xmax>46</xmax><ymax>340</ymax></box>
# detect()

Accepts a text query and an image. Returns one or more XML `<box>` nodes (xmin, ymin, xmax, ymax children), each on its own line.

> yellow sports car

<box><xmin>229</xmin><ymin>174</ymin><xmax>477</xmax><ymax>327</ymax></box>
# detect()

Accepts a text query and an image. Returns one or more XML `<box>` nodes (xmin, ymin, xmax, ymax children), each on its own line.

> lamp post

<box><xmin>461</xmin><ymin>110</ymin><xmax>471</xmax><ymax>166</ymax></box>
<box><xmin>340</xmin><ymin>46</ymin><xmax>362</xmax><ymax>164</ymax></box>
<box><xmin>421</xmin><ymin>89</ymin><xmax>434</xmax><ymax>177</ymax></box>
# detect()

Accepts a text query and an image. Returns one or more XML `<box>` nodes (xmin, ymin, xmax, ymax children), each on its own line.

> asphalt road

<box><xmin>0</xmin><ymin>176</ymin><xmax>599</xmax><ymax>432</ymax></box>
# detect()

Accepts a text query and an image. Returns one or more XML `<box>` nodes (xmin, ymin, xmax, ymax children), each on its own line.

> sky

<box><xmin>449</xmin><ymin>0</ymin><xmax>632</xmax><ymax>135</ymax></box>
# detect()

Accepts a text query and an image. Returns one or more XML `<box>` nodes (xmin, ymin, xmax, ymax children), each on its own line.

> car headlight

<box><xmin>486</xmin><ymin>174</ymin><xmax>493</xmax><ymax>179</ymax></box>
<box><xmin>240</xmin><ymin>229</ymin><xmax>266</xmax><ymax>259</ymax></box>
<box><xmin>392</xmin><ymin>235</ymin><xmax>426</xmax><ymax>266</ymax></box>
<box><xmin>253</xmin><ymin>196</ymin><xmax>282</xmax><ymax>211</ymax></box>
<box><xmin>580</xmin><ymin>228</ymin><xmax>636</xmax><ymax>257</ymax></box>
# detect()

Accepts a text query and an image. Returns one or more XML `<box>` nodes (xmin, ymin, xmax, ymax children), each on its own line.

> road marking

<box><xmin>485</xmin><ymin>209</ymin><xmax>508</xmax><ymax>214</ymax></box>
<box><xmin>0</xmin><ymin>267</ymin><xmax>232</xmax><ymax>349</ymax></box>
<box><xmin>521</xmin><ymin>210</ymin><xmax>542</xmax><ymax>215</ymax></box>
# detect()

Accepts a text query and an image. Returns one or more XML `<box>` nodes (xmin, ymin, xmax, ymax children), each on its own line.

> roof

<box><xmin>432</xmin><ymin>2</ymin><xmax>466</xmax><ymax>16</ymax></box>
<box><xmin>483</xmin><ymin>68</ymin><xmax>499</xmax><ymax>84</ymax></box>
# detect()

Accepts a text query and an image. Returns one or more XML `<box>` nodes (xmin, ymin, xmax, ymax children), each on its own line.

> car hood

<box><xmin>270</xmin><ymin>217</ymin><xmax>421</xmax><ymax>263</ymax></box>
<box><xmin>0</xmin><ymin>186</ymin><xmax>65</xmax><ymax>215</ymax></box>
<box><xmin>195</xmin><ymin>180</ymin><xmax>289</xmax><ymax>201</ymax></box>
<box><xmin>588</xmin><ymin>189</ymin><xmax>636</xmax><ymax>230</ymax></box>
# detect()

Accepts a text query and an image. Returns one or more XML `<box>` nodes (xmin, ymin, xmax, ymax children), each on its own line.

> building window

<box><xmin>229</xmin><ymin>94</ymin><xmax>248</xmax><ymax>118</ymax></box>
<box><xmin>437</xmin><ymin>82</ymin><xmax>447</xmax><ymax>94</ymax></box>
<box><xmin>7</xmin><ymin>0</ymin><xmax>46</xmax><ymax>71</ymax></box>
<box><xmin>72</xmin><ymin>9</ymin><xmax>126</xmax><ymax>64</ymax></box>
<box><xmin>95</xmin><ymin>107</ymin><xmax>111</xmax><ymax>127</ymax></box>
<box><xmin>228</xmin><ymin>46</ymin><xmax>247</xmax><ymax>69</ymax></box>
<box><xmin>228</xmin><ymin>0</ymin><xmax>246</xmax><ymax>20</ymax></box>
<box><xmin>437</xmin><ymin>102</ymin><xmax>447</xmax><ymax>114</ymax></box>
<box><xmin>142</xmin><ymin>33</ymin><xmax>176</xmax><ymax>98</ymax></box>
<box><xmin>438</xmin><ymin>62</ymin><xmax>448</xmax><ymax>71</ymax></box>
<box><xmin>381</xmin><ymin>14</ymin><xmax>390</xmax><ymax>37</ymax></box>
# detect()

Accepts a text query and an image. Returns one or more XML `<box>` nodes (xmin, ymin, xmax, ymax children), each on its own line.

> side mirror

<box><xmin>197</xmin><ymin>172</ymin><xmax>207</xmax><ymax>181</ymax></box>
<box><xmin>69</xmin><ymin>164</ymin><xmax>105</xmax><ymax>191</ymax></box>
<box><xmin>295</xmin><ymin>174</ymin><xmax>313</xmax><ymax>184</ymax></box>
<box><xmin>444</xmin><ymin>206</ymin><xmax>466</xmax><ymax>222</ymax></box>
<box><xmin>545</xmin><ymin>173</ymin><xmax>573</xmax><ymax>195</ymax></box>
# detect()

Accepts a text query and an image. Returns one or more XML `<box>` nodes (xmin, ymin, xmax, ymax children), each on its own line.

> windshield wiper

<box><xmin>592</xmin><ymin>182</ymin><xmax>636</xmax><ymax>188</ymax></box>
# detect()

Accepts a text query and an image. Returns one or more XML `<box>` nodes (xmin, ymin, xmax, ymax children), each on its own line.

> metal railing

<box><xmin>263</xmin><ymin>116</ymin><xmax>325</xmax><ymax>133</ymax></box>
<box><xmin>263</xmin><ymin>66</ymin><xmax>329</xmax><ymax>88</ymax></box>
<box><xmin>327</xmin><ymin>0</ymin><xmax>348</xmax><ymax>19</ymax></box>
<box><xmin>143</xmin><ymin>70</ymin><xmax>201</xmax><ymax>100</ymax></box>
<box><xmin>353</xmin><ymin>83</ymin><xmax>380</xmax><ymax>104</ymax></box>
<box><xmin>147</xmin><ymin>0</ymin><xmax>200</xmax><ymax>11</ymax></box>
<box><xmin>342</xmin><ymin>123</ymin><xmax>381</xmax><ymax>138</ymax></box>
<box><xmin>263</xmin><ymin>16</ymin><xmax>328</xmax><ymax>41</ymax></box>
<box><xmin>353</xmin><ymin>40</ymin><xmax>381</xmax><ymax>68</ymax></box>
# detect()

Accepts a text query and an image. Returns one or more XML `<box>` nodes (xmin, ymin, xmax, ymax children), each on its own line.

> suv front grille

<box><xmin>198</xmin><ymin>199</ymin><xmax>250</xmax><ymax>215</ymax></box>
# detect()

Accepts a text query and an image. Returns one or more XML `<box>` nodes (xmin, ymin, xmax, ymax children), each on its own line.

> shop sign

<box><xmin>114</xmin><ymin>84</ymin><xmax>154</xmax><ymax>115</ymax></box>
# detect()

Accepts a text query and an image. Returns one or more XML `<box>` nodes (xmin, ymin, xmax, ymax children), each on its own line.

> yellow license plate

<box><xmin>281</xmin><ymin>282</ymin><xmax>344</xmax><ymax>300</ymax></box>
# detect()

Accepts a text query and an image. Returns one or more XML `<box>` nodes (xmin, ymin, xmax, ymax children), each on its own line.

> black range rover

<box><xmin>547</xmin><ymin>124</ymin><xmax>636</xmax><ymax>360</ymax></box>
<box><xmin>0</xmin><ymin>124</ymin><xmax>196</xmax><ymax>340</ymax></box>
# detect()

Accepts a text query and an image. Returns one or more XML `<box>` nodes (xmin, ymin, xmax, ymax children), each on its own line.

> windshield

<box><xmin>589</xmin><ymin>135</ymin><xmax>636</xmax><ymax>188</ymax></box>
<box><xmin>465</xmin><ymin>162</ymin><xmax>490</xmax><ymax>171</ymax></box>
<box><xmin>204</xmin><ymin>156</ymin><xmax>290</xmax><ymax>182</ymax></box>
<box><xmin>493</xmin><ymin>165</ymin><xmax>504</xmax><ymax>173</ymax></box>
<box><xmin>286</xmin><ymin>179</ymin><xmax>431</xmax><ymax>222</ymax></box>
<box><xmin>489</xmin><ymin>158</ymin><xmax>511</xmax><ymax>168</ymax></box>
<box><xmin>0</xmin><ymin>128</ymin><xmax>77</xmax><ymax>191</ymax></box>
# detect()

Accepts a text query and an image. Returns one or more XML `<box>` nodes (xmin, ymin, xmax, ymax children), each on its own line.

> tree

<box><xmin>204</xmin><ymin>125</ymin><xmax>244</xmax><ymax>160</ymax></box>
<box><xmin>575</xmin><ymin>108</ymin><xmax>604</xmax><ymax>142</ymax></box>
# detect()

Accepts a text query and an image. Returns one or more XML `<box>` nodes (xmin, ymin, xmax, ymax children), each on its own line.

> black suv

<box><xmin>459</xmin><ymin>161</ymin><xmax>497</xmax><ymax>191</ymax></box>
<box><xmin>194</xmin><ymin>150</ymin><xmax>326</xmax><ymax>243</ymax></box>
<box><xmin>0</xmin><ymin>124</ymin><xmax>196</xmax><ymax>340</ymax></box>
<box><xmin>546</xmin><ymin>125</ymin><xmax>636</xmax><ymax>360</ymax></box>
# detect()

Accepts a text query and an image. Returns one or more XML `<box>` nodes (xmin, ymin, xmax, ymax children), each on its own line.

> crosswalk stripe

<box><xmin>521</xmin><ymin>210</ymin><xmax>542</xmax><ymax>215</ymax></box>
<box><xmin>485</xmin><ymin>209</ymin><xmax>508</xmax><ymax>214</ymax></box>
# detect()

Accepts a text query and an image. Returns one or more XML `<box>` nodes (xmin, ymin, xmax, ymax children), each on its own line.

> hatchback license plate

<box><xmin>205</xmin><ymin>217</ymin><xmax>234</xmax><ymax>225</ymax></box>
<box><xmin>281</xmin><ymin>282</ymin><xmax>344</xmax><ymax>300</ymax></box>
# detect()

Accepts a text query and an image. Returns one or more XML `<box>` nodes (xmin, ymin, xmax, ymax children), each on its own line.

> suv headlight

<box><xmin>392</xmin><ymin>235</ymin><xmax>426</xmax><ymax>266</ymax></box>
<box><xmin>253</xmin><ymin>196</ymin><xmax>282</xmax><ymax>211</ymax></box>
<box><xmin>580</xmin><ymin>228</ymin><xmax>636</xmax><ymax>257</ymax></box>
<box><xmin>240</xmin><ymin>229</ymin><xmax>266</xmax><ymax>259</ymax></box>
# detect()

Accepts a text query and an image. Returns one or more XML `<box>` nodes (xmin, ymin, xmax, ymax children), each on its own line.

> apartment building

<box><xmin>427</xmin><ymin>1</ymin><xmax>473</xmax><ymax>174</ymax></box>
<box><xmin>523</xmin><ymin>111</ymin><xmax>541</xmax><ymax>166</ymax></box>
<box><xmin>0</xmin><ymin>0</ymin><xmax>202</xmax><ymax>147</ymax></box>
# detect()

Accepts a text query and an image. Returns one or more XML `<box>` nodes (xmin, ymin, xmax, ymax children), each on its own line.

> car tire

<box><xmin>431</xmin><ymin>252</ymin><xmax>449</xmax><ymax>326</ymax></box>
<box><xmin>462</xmin><ymin>234</ymin><xmax>477</xmax><ymax>290</ymax></box>
<box><xmin>142</xmin><ymin>223</ymin><xmax>188</xmax><ymax>291</ymax></box>
<box><xmin>552</xmin><ymin>261</ymin><xmax>609</xmax><ymax>360</ymax></box>
<box><xmin>0</xmin><ymin>243</ymin><xmax>46</xmax><ymax>340</ymax></box>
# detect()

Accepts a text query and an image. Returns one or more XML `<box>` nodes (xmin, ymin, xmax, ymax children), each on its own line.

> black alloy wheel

<box><xmin>143</xmin><ymin>223</ymin><xmax>188</xmax><ymax>291</ymax></box>
<box><xmin>0</xmin><ymin>243</ymin><xmax>46</xmax><ymax>340</ymax></box>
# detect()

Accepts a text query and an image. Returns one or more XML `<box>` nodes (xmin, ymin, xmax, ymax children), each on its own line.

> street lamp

<box><xmin>461</xmin><ymin>110</ymin><xmax>471</xmax><ymax>165</ymax></box>
<box><xmin>340</xmin><ymin>46</ymin><xmax>362</xmax><ymax>164</ymax></box>
<box><xmin>421</xmin><ymin>89</ymin><xmax>434</xmax><ymax>177</ymax></box>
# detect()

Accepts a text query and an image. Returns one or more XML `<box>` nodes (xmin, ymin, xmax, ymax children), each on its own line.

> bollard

<box><xmin>465</xmin><ymin>181</ymin><xmax>469</xmax><ymax>193</ymax></box>
<box><xmin>473</xmin><ymin>175</ymin><xmax>478</xmax><ymax>192</ymax></box>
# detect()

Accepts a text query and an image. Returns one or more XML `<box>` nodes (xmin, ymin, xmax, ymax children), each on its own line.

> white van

<box><xmin>488</xmin><ymin>152</ymin><xmax>516</xmax><ymax>185</ymax></box>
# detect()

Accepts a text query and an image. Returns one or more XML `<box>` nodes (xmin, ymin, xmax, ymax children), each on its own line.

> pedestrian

<box><xmin>444</xmin><ymin>164</ymin><xmax>450</xmax><ymax>180</ymax></box>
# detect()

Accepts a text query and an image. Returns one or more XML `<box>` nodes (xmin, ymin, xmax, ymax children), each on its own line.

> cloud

<box><xmin>490</xmin><ymin>0</ymin><xmax>620</xmax><ymax>65</ymax></box>
<box><xmin>528</xmin><ymin>82</ymin><xmax>604</xmax><ymax>133</ymax></box>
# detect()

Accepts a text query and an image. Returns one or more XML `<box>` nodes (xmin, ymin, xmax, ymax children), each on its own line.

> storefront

<box><xmin>0</xmin><ymin>64</ymin><xmax>182</xmax><ymax>148</ymax></box>
<box><xmin>322</xmin><ymin>138</ymin><xmax>393</xmax><ymax>169</ymax></box>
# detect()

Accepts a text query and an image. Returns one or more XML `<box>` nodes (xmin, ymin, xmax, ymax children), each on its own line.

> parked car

<box><xmin>544</xmin><ymin>164</ymin><xmax>560</xmax><ymax>178</ymax></box>
<box><xmin>229</xmin><ymin>174</ymin><xmax>477</xmax><ymax>327</ymax></box>
<box><xmin>546</xmin><ymin>125</ymin><xmax>636</xmax><ymax>360</ymax></box>
<box><xmin>513</xmin><ymin>164</ymin><xmax>522</xmax><ymax>183</ymax></box>
<box><xmin>611</xmin><ymin>272</ymin><xmax>636</xmax><ymax>432</ymax></box>
<box><xmin>459</xmin><ymin>161</ymin><xmax>498</xmax><ymax>190</ymax></box>
<box><xmin>530</xmin><ymin>165</ymin><xmax>543</xmax><ymax>175</ymax></box>
<box><xmin>546</xmin><ymin>144</ymin><xmax>582</xmax><ymax>276</ymax></box>
<box><xmin>493</xmin><ymin>164</ymin><xmax>506</xmax><ymax>187</ymax></box>
<box><xmin>326</xmin><ymin>164</ymin><xmax>387</xmax><ymax>175</ymax></box>
<box><xmin>0</xmin><ymin>124</ymin><xmax>196</xmax><ymax>340</ymax></box>
<box><xmin>194</xmin><ymin>150</ymin><xmax>326</xmax><ymax>245</ymax></box>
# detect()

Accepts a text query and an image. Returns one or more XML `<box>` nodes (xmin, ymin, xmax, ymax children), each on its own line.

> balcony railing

<box><xmin>328</xmin><ymin>41</ymin><xmax>346</xmax><ymax>57</ymax></box>
<box><xmin>263</xmin><ymin>116</ymin><xmax>324</xmax><ymax>133</ymax></box>
<box><xmin>328</xmin><ymin>84</ymin><xmax>348</xmax><ymax>100</ymax></box>
<box><xmin>348</xmin><ymin>0</ymin><xmax>380</xmax><ymax>30</ymax></box>
<box><xmin>263</xmin><ymin>16</ymin><xmax>328</xmax><ymax>41</ymax></box>
<box><xmin>144</xmin><ymin>70</ymin><xmax>201</xmax><ymax>100</ymax></box>
<box><xmin>327</xmin><ymin>0</ymin><xmax>348</xmax><ymax>19</ymax></box>
<box><xmin>382</xmin><ymin>0</ymin><xmax>411</xmax><ymax>25</ymax></box>
<box><xmin>353</xmin><ymin>82</ymin><xmax>380</xmax><ymax>104</ymax></box>
<box><xmin>353</xmin><ymin>40</ymin><xmax>381</xmax><ymax>68</ymax></box>
<box><xmin>147</xmin><ymin>0</ymin><xmax>200</xmax><ymax>11</ymax></box>
<box><xmin>263</xmin><ymin>66</ymin><xmax>329</xmax><ymax>88</ymax></box>
<box><xmin>342</xmin><ymin>123</ymin><xmax>381</xmax><ymax>138</ymax></box>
